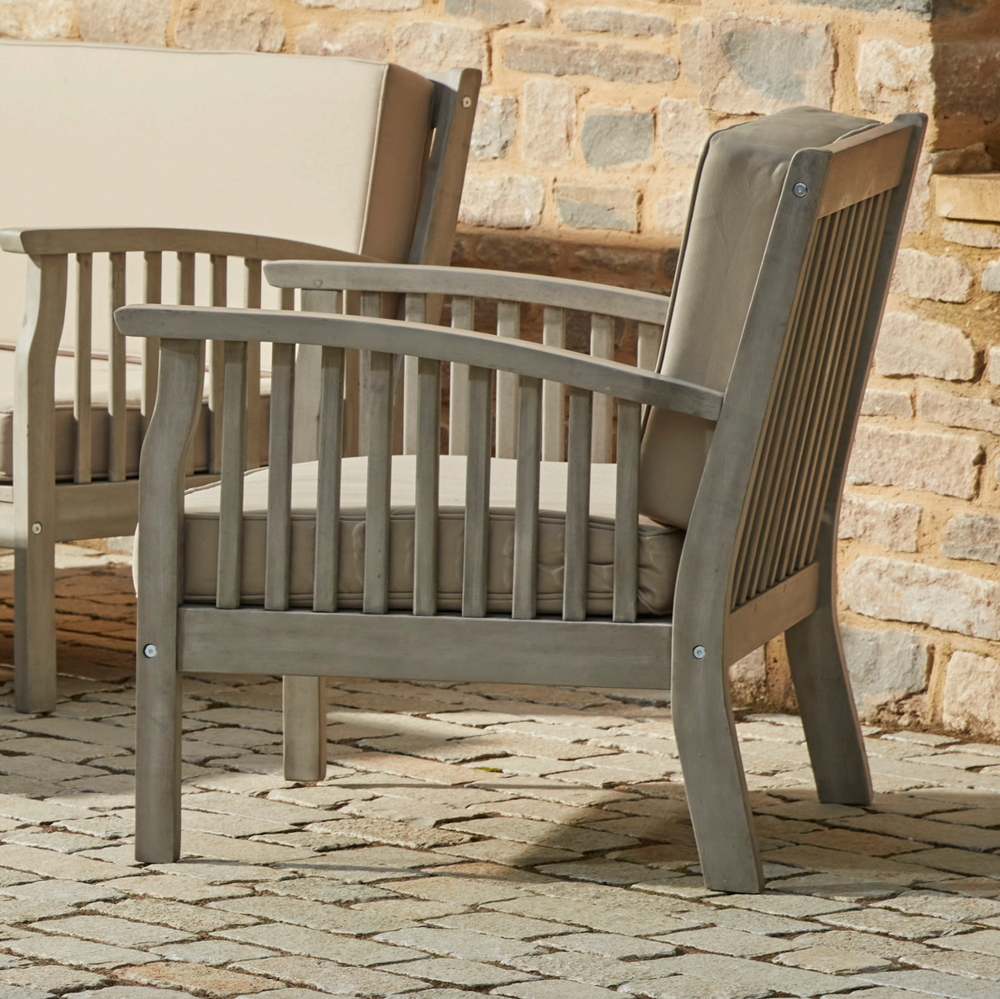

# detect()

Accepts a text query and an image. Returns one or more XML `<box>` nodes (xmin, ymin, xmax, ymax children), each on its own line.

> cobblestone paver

<box><xmin>1</xmin><ymin>551</ymin><xmax>1000</xmax><ymax>998</ymax></box>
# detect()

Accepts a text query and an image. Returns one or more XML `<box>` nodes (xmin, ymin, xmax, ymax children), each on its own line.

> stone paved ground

<box><xmin>0</xmin><ymin>549</ymin><xmax>1000</xmax><ymax>999</ymax></box>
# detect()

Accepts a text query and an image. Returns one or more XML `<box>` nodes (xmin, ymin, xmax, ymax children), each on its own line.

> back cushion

<box><xmin>0</xmin><ymin>41</ymin><xmax>435</xmax><ymax>345</ymax></box>
<box><xmin>638</xmin><ymin>106</ymin><xmax>877</xmax><ymax>529</ymax></box>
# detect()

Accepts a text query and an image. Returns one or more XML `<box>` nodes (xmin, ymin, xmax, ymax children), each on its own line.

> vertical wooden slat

<box><xmin>265</xmin><ymin>341</ymin><xmax>295</xmax><ymax>611</ymax></box>
<box><xmin>142</xmin><ymin>251</ymin><xmax>162</xmax><ymax>435</ymax></box>
<box><xmin>413</xmin><ymin>357</ymin><xmax>440</xmax><ymax>616</ymax></box>
<box><xmin>215</xmin><ymin>340</ymin><xmax>248</xmax><ymax>609</ymax></box>
<box><xmin>313</xmin><ymin>345</ymin><xmax>344</xmax><ymax>613</ymax></box>
<box><xmin>541</xmin><ymin>306</ymin><xmax>565</xmax><ymax>462</ymax></box>
<box><xmin>357</xmin><ymin>291</ymin><xmax>380</xmax><ymax>457</ymax></box>
<box><xmin>613</xmin><ymin>398</ymin><xmax>641</xmax><ymax>623</ymax></box>
<box><xmin>403</xmin><ymin>293</ymin><xmax>427</xmax><ymax>455</ymax></box>
<box><xmin>495</xmin><ymin>300</ymin><xmax>519</xmax><ymax>458</ymax></box>
<box><xmin>208</xmin><ymin>255</ymin><xmax>227</xmax><ymax>475</ymax></box>
<box><xmin>563</xmin><ymin>387</ymin><xmax>592</xmax><ymax>622</ymax></box>
<box><xmin>363</xmin><ymin>350</ymin><xmax>393</xmax><ymax>614</ymax></box>
<box><xmin>108</xmin><ymin>252</ymin><xmax>127</xmax><ymax>483</ymax></box>
<box><xmin>637</xmin><ymin>321</ymin><xmax>661</xmax><ymax>373</ymax></box>
<box><xmin>74</xmin><ymin>253</ymin><xmax>93</xmax><ymax>485</ymax></box>
<box><xmin>178</xmin><ymin>252</ymin><xmax>197</xmax><ymax>479</ymax></box>
<box><xmin>463</xmin><ymin>365</ymin><xmax>492</xmax><ymax>617</ymax></box>
<box><xmin>449</xmin><ymin>296</ymin><xmax>473</xmax><ymax>455</ymax></box>
<box><xmin>590</xmin><ymin>313</ymin><xmax>614</xmax><ymax>462</ymax></box>
<box><xmin>295</xmin><ymin>289</ymin><xmax>341</xmax><ymax>463</ymax></box>
<box><xmin>513</xmin><ymin>375</ymin><xmax>541</xmax><ymax>620</ymax></box>
<box><xmin>244</xmin><ymin>259</ymin><xmax>263</xmax><ymax>470</ymax></box>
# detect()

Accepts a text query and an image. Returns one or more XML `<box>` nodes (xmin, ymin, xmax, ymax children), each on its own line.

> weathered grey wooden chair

<box><xmin>0</xmin><ymin>40</ymin><xmax>478</xmax><ymax>713</ymax></box>
<box><xmin>119</xmin><ymin>108</ymin><xmax>925</xmax><ymax>892</ymax></box>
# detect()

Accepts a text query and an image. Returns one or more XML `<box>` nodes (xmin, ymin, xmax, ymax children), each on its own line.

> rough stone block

<box><xmin>580</xmin><ymin>109</ymin><xmax>653</xmax><ymax>169</ymax></box>
<box><xmin>838</xmin><ymin>493</ymin><xmax>920</xmax><ymax>552</ymax></box>
<box><xmin>445</xmin><ymin>0</ymin><xmax>545</xmax><ymax>28</ymax></box>
<box><xmin>918</xmin><ymin>389</ymin><xmax>1000</xmax><ymax>436</ymax></box>
<box><xmin>78</xmin><ymin>0</ymin><xmax>169</xmax><ymax>45</ymax></box>
<box><xmin>943</xmin><ymin>651</ymin><xmax>1000</xmax><ymax>738</ymax></box>
<box><xmin>295</xmin><ymin>22</ymin><xmax>387</xmax><ymax>59</ymax></box>
<box><xmin>554</xmin><ymin>184</ymin><xmax>638</xmax><ymax>232</ymax></box>
<box><xmin>840</xmin><ymin>625</ymin><xmax>928</xmax><ymax>710</ymax></box>
<box><xmin>931</xmin><ymin>143</ymin><xmax>993</xmax><ymax>176</ymax></box>
<box><xmin>459</xmin><ymin>176</ymin><xmax>544</xmax><ymax>229</ymax></box>
<box><xmin>841</xmin><ymin>556</ymin><xmax>1000</xmax><ymax>641</ymax></box>
<box><xmin>934</xmin><ymin>41</ymin><xmax>1000</xmax><ymax>121</ymax></box>
<box><xmin>522</xmin><ymin>77</ymin><xmax>575</xmax><ymax>165</ymax></box>
<box><xmin>847</xmin><ymin>424</ymin><xmax>981</xmax><ymax>499</ymax></box>
<box><xmin>655</xmin><ymin>190</ymin><xmax>691</xmax><ymax>235</ymax></box>
<box><xmin>874</xmin><ymin>311</ymin><xmax>974</xmax><ymax>381</ymax></box>
<box><xmin>783</xmin><ymin>0</ymin><xmax>929</xmax><ymax>12</ymax></box>
<box><xmin>297</xmin><ymin>0</ymin><xmax>417</xmax><ymax>7</ymax></box>
<box><xmin>856</xmin><ymin>39</ymin><xmax>933</xmax><ymax>116</ymax></box>
<box><xmin>470</xmin><ymin>95</ymin><xmax>517</xmax><ymax>160</ymax></box>
<box><xmin>943</xmin><ymin>513</ymin><xmax>1000</xmax><ymax>566</ymax></box>
<box><xmin>697</xmin><ymin>14</ymin><xmax>834</xmax><ymax>114</ymax></box>
<box><xmin>504</xmin><ymin>36</ymin><xmax>678</xmax><ymax>84</ymax></box>
<box><xmin>990</xmin><ymin>346</ymin><xmax>1000</xmax><ymax>385</ymax></box>
<box><xmin>890</xmin><ymin>249</ymin><xmax>972</xmax><ymax>303</ymax></box>
<box><xmin>730</xmin><ymin>647</ymin><xmax>765</xmax><ymax>685</ymax></box>
<box><xmin>392</xmin><ymin>22</ymin><xmax>490</xmax><ymax>77</ymax></box>
<box><xmin>860</xmin><ymin>387</ymin><xmax>913</xmax><ymax>418</ymax></box>
<box><xmin>657</xmin><ymin>98</ymin><xmax>709</xmax><ymax>167</ymax></box>
<box><xmin>942</xmin><ymin>220</ymin><xmax>1000</xmax><ymax>249</ymax></box>
<box><xmin>174</xmin><ymin>0</ymin><xmax>284</xmax><ymax>51</ymax></box>
<box><xmin>0</xmin><ymin>0</ymin><xmax>72</xmax><ymax>39</ymax></box>
<box><xmin>562</xmin><ymin>7</ymin><xmax>673</xmax><ymax>37</ymax></box>
<box><xmin>679</xmin><ymin>19</ymin><xmax>702</xmax><ymax>83</ymax></box>
<box><xmin>982</xmin><ymin>259</ymin><xmax>1000</xmax><ymax>293</ymax></box>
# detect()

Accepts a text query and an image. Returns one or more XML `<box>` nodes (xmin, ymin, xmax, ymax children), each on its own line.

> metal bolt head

<box><xmin>693</xmin><ymin>645</ymin><xmax>706</xmax><ymax>660</ymax></box>
<box><xmin>461</xmin><ymin>96</ymin><xmax>473</xmax><ymax>109</ymax></box>
<box><xmin>143</xmin><ymin>644</ymin><xmax>157</xmax><ymax>659</ymax></box>
<box><xmin>793</xmin><ymin>182</ymin><xmax>808</xmax><ymax>198</ymax></box>
<box><xmin>30</xmin><ymin>522</ymin><xmax>42</xmax><ymax>535</ymax></box>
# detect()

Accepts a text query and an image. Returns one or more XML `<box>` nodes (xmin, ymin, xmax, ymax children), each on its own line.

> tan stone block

<box><xmin>446</xmin><ymin>0</ymin><xmax>544</xmax><ymax>27</ymax></box>
<box><xmin>78</xmin><ymin>0</ymin><xmax>169</xmax><ymax>45</ymax></box>
<box><xmin>943</xmin><ymin>512</ymin><xmax>1000</xmax><ymax>565</ymax></box>
<box><xmin>294</xmin><ymin>22</ymin><xmax>387</xmax><ymax>59</ymax></box>
<box><xmin>920</xmin><ymin>389</ymin><xmax>1000</xmax><ymax>435</ymax></box>
<box><xmin>838</xmin><ymin>493</ymin><xmax>921</xmax><ymax>552</ymax></box>
<box><xmin>679</xmin><ymin>18</ymin><xmax>703</xmax><ymax>83</ymax></box>
<box><xmin>174</xmin><ymin>0</ymin><xmax>284</xmax><ymax>52</ymax></box>
<box><xmin>392</xmin><ymin>21</ymin><xmax>489</xmax><ymax>77</ymax></box>
<box><xmin>658</xmin><ymin>98</ymin><xmax>709</xmax><ymax>167</ymax></box>
<box><xmin>503</xmin><ymin>36</ymin><xmax>678</xmax><ymax>84</ymax></box>
<box><xmin>470</xmin><ymin>95</ymin><xmax>517</xmax><ymax>160</ymax></box>
<box><xmin>943</xmin><ymin>220</ymin><xmax>1000</xmax><ymax>249</ymax></box>
<box><xmin>562</xmin><ymin>7</ymin><xmax>673</xmax><ymax>37</ymax></box>
<box><xmin>842</xmin><ymin>557</ymin><xmax>1000</xmax><ymax>641</ymax></box>
<box><xmin>655</xmin><ymin>190</ymin><xmax>691</xmax><ymax>235</ymax></box>
<box><xmin>0</xmin><ymin>0</ymin><xmax>72</xmax><ymax>39</ymax></box>
<box><xmin>847</xmin><ymin>425</ymin><xmax>981</xmax><ymax>499</ymax></box>
<box><xmin>861</xmin><ymin>387</ymin><xmax>913</xmax><ymax>417</ymax></box>
<box><xmin>856</xmin><ymin>39</ymin><xmax>933</xmax><ymax>116</ymax></box>
<box><xmin>297</xmin><ymin>0</ymin><xmax>417</xmax><ymax>8</ymax></box>
<box><xmin>459</xmin><ymin>176</ymin><xmax>545</xmax><ymax>229</ymax></box>
<box><xmin>875</xmin><ymin>311</ymin><xmax>973</xmax><ymax>381</ymax></box>
<box><xmin>773</xmin><ymin>945</ymin><xmax>894</xmax><ymax>975</ymax></box>
<box><xmin>697</xmin><ymin>14</ymin><xmax>834</xmax><ymax>114</ymax></box>
<box><xmin>931</xmin><ymin>143</ymin><xmax>993</xmax><ymax>176</ymax></box>
<box><xmin>890</xmin><ymin>249</ymin><xmax>973</xmax><ymax>303</ymax></box>
<box><xmin>982</xmin><ymin>258</ymin><xmax>1000</xmax><ymax>292</ymax></box>
<box><xmin>943</xmin><ymin>650</ymin><xmax>1000</xmax><ymax>738</ymax></box>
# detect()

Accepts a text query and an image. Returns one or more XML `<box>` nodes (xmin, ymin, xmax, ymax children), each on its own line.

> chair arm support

<box><xmin>116</xmin><ymin>304</ymin><xmax>721</xmax><ymax>421</ymax></box>
<box><xmin>0</xmin><ymin>227</ymin><xmax>380</xmax><ymax>262</ymax></box>
<box><xmin>265</xmin><ymin>261</ymin><xmax>670</xmax><ymax>327</ymax></box>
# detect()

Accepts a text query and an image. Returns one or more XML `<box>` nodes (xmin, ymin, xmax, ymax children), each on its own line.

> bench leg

<box><xmin>135</xmin><ymin>645</ymin><xmax>183</xmax><ymax>864</ymax></box>
<box><xmin>283</xmin><ymin>676</ymin><xmax>327</xmax><ymax>782</ymax></box>
<box><xmin>785</xmin><ymin>602</ymin><xmax>872</xmax><ymax>805</ymax></box>
<box><xmin>14</xmin><ymin>516</ymin><xmax>57</xmax><ymax>715</ymax></box>
<box><xmin>673</xmin><ymin>650</ymin><xmax>764</xmax><ymax>893</ymax></box>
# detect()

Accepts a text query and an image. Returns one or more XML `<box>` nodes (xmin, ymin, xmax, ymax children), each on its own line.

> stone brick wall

<box><xmin>8</xmin><ymin>0</ymin><xmax>1000</xmax><ymax>738</ymax></box>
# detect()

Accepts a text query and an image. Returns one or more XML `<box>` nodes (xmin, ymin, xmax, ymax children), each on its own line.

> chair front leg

<box><xmin>13</xmin><ymin>512</ymin><xmax>56</xmax><ymax>714</ymax></box>
<box><xmin>672</xmin><ymin>643</ymin><xmax>765</xmax><ymax>893</ymax></box>
<box><xmin>283</xmin><ymin>675</ymin><xmax>327</xmax><ymax>781</ymax></box>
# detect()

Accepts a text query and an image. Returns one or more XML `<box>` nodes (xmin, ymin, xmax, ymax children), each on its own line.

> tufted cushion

<box><xmin>638</xmin><ymin>106</ymin><xmax>877</xmax><ymax>529</ymax></box>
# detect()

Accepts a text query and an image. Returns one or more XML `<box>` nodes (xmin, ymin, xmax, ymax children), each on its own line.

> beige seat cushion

<box><xmin>0</xmin><ymin>42</ymin><xmax>435</xmax><ymax>346</ymax></box>
<box><xmin>0</xmin><ymin>345</ymin><xmax>270</xmax><ymax>481</ymax></box>
<box><xmin>180</xmin><ymin>456</ymin><xmax>684</xmax><ymax>617</ymax></box>
<box><xmin>639</xmin><ymin>106</ymin><xmax>877</xmax><ymax>529</ymax></box>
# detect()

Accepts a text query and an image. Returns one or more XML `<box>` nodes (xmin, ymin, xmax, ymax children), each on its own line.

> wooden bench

<box><xmin>0</xmin><ymin>40</ymin><xmax>479</xmax><ymax>713</ymax></box>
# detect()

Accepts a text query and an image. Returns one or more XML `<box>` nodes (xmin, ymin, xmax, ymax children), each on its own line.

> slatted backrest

<box><xmin>675</xmin><ymin>115</ymin><xmax>924</xmax><ymax>649</ymax></box>
<box><xmin>638</xmin><ymin>107</ymin><xmax>880</xmax><ymax>530</ymax></box>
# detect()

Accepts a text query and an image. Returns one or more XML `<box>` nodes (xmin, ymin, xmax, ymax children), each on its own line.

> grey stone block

<box><xmin>580</xmin><ymin>110</ymin><xmax>653</xmax><ymax>168</ymax></box>
<box><xmin>840</xmin><ymin>625</ymin><xmax>928</xmax><ymax>708</ymax></box>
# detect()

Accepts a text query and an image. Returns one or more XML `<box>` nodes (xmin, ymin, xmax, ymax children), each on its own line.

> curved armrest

<box><xmin>116</xmin><ymin>303</ymin><xmax>720</xmax><ymax>421</ymax></box>
<box><xmin>0</xmin><ymin>227</ymin><xmax>380</xmax><ymax>262</ymax></box>
<box><xmin>265</xmin><ymin>261</ymin><xmax>670</xmax><ymax>327</ymax></box>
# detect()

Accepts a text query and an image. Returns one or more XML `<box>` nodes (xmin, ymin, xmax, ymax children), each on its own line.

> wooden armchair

<box><xmin>0</xmin><ymin>41</ymin><xmax>479</xmax><ymax>713</ymax></box>
<box><xmin>118</xmin><ymin>108</ymin><xmax>925</xmax><ymax>892</ymax></box>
